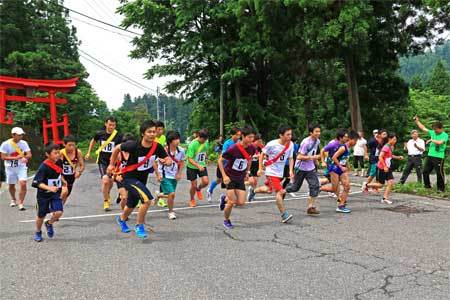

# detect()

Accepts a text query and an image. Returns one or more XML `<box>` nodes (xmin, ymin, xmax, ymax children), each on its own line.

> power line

<box><xmin>69</xmin><ymin>15</ymin><xmax>134</xmax><ymax>39</ymax></box>
<box><xmin>79</xmin><ymin>49</ymin><xmax>155</xmax><ymax>92</ymax></box>
<box><xmin>43</xmin><ymin>0</ymin><xmax>141</xmax><ymax>36</ymax></box>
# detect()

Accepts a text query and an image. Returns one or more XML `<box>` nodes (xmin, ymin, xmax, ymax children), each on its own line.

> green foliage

<box><xmin>393</xmin><ymin>182</ymin><xmax>449</xmax><ymax>199</ymax></box>
<box><xmin>426</xmin><ymin>60</ymin><xmax>450</xmax><ymax>95</ymax></box>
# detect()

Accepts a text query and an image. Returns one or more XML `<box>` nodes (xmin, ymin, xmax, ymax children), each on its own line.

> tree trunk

<box><xmin>234</xmin><ymin>80</ymin><xmax>243</xmax><ymax>122</ymax></box>
<box><xmin>344</xmin><ymin>53</ymin><xmax>363</xmax><ymax>131</ymax></box>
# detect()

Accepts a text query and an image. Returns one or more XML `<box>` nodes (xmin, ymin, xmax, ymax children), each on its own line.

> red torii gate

<box><xmin>0</xmin><ymin>75</ymin><xmax>78</xmax><ymax>144</ymax></box>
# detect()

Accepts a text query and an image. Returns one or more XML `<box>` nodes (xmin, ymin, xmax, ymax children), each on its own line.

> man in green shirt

<box><xmin>186</xmin><ymin>129</ymin><xmax>210</xmax><ymax>207</ymax></box>
<box><xmin>414</xmin><ymin>116</ymin><xmax>447</xmax><ymax>192</ymax></box>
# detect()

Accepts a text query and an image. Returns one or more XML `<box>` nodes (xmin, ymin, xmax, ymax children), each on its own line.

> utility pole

<box><xmin>163</xmin><ymin>104</ymin><xmax>166</xmax><ymax>125</ymax></box>
<box><xmin>156</xmin><ymin>86</ymin><xmax>160</xmax><ymax>120</ymax></box>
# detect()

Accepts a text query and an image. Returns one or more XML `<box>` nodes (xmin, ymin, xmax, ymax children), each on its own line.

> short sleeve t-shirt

<box><xmin>186</xmin><ymin>139</ymin><xmax>209</xmax><ymax>169</ymax></box>
<box><xmin>32</xmin><ymin>160</ymin><xmax>63</xmax><ymax>199</ymax></box>
<box><xmin>61</xmin><ymin>150</ymin><xmax>80</xmax><ymax>176</ymax></box>
<box><xmin>323</xmin><ymin>139</ymin><xmax>340</xmax><ymax>165</ymax></box>
<box><xmin>353</xmin><ymin>138</ymin><xmax>367</xmax><ymax>156</ymax></box>
<box><xmin>222</xmin><ymin>144</ymin><xmax>256</xmax><ymax>181</ymax></box>
<box><xmin>367</xmin><ymin>138</ymin><xmax>380</xmax><ymax>163</ymax></box>
<box><xmin>158</xmin><ymin>147</ymin><xmax>185</xmax><ymax>179</ymax></box>
<box><xmin>377</xmin><ymin>145</ymin><xmax>393</xmax><ymax>170</ymax></box>
<box><xmin>262</xmin><ymin>140</ymin><xmax>294</xmax><ymax>178</ymax></box>
<box><xmin>0</xmin><ymin>139</ymin><xmax>31</xmax><ymax>168</ymax></box>
<box><xmin>427</xmin><ymin>130</ymin><xmax>448</xmax><ymax>159</ymax></box>
<box><xmin>295</xmin><ymin>137</ymin><xmax>320</xmax><ymax>172</ymax></box>
<box><xmin>155</xmin><ymin>135</ymin><xmax>167</xmax><ymax>147</ymax></box>
<box><xmin>221</xmin><ymin>138</ymin><xmax>236</xmax><ymax>166</ymax></box>
<box><xmin>93</xmin><ymin>130</ymin><xmax>123</xmax><ymax>165</ymax></box>
<box><xmin>120</xmin><ymin>141</ymin><xmax>167</xmax><ymax>183</ymax></box>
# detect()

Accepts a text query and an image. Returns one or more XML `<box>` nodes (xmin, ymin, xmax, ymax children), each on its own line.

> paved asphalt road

<box><xmin>0</xmin><ymin>164</ymin><xmax>449</xmax><ymax>299</ymax></box>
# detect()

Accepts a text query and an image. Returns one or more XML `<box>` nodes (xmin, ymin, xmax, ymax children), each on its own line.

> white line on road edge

<box><xmin>18</xmin><ymin>191</ymin><xmax>363</xmax><ymax>223</ymax></box>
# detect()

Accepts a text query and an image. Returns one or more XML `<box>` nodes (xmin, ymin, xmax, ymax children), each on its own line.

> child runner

<box><xmin>154</xmin><ymin>131</ymin><xmax>185</xmax><ymax>220</ymax></box>
<box><xmin>366</xmin><ymin>133</ymin><xmax>404</xmax><ymax>204</ymax></box>
<box><xmin>286</xmin><ymin>124</ymin><xmax>321</xmax><ymax>215</ymax></box>
<box><xmin>362</xmin><ymin>129</ymin><xmax>387</xmax><ymax>193</ymax></box>
<box><xmin>155</xmin><ymin>120</ymin><xmax>168</xmax><ymax>208</ymax></box>
<box><xmin>282</xmin><ymin>137</ymin><xmax>299</xmax><ymax>189</ymax></box>
<box><xmin>31</xmin><ymin>143</ymin><xmax>66</xmax><ymax>242</ymax></box>
<box><xmin>207</xmin><ymin>127</ymin><xmax>241</xmax><ymax>202</ymax></box>
<box><xmin>329</xmin><ymin>130</ymin><xmax>359</xmax><ymax>213</ymax></box>
<box><xmin>108</xmin><ymin>120</ymin><xmax>171</xmax><ymax>239</ymax></box>
<box><xmin>250</xmin><ymin>125</ymin><xmax>295</xmax><ymax>223</ymax></box>
<box><xmin>247</xmin><ymin>134</ymin><xmax>264</xmax><ymax>202</ymax></box>
<box><xmin>114</xmin><ymin>133</ymin><xmax>136</xmax><ymax>211</ymax></box>
<box><xmin>320</xmin><ymin>132</ymin><xmax>344</xmax><ymax>199</ymax></box>
<box><xmin>60</xmin><ymin>135</ymin><xmax>84</xmax><ymax>204</ymax></box>
<box><xmin>218</xmin><ymin>126</ymin><xmax>256</xmax><ymax>229</ymax></box>
<box><xmin>186</xmin><ymin>129</ymin><xmax>210</xmax><ymax>207</ymax></box>
<box><xmin>85</xmin><ymin>116</ymin><xmax>122</xmax><ymax>211</ymax></box>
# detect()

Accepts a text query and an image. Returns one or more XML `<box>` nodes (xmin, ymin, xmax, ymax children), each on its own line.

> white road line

<box><xmin>18</xmin><ymin>191</ymin><xmax>363</xmax><ymax>223</ymax></box>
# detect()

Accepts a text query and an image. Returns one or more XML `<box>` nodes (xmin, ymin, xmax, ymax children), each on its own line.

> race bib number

<box><xmin>62</xmin><ymin>164</ymin><xmax>74</xmax><ymax>175</ymax></box>
<box><xmin>375</xmin><ymin>148</ymin><xmax>380</xmax><ymax>156</ymax></box>
<box><xmin>9</xmin><ymin>160</ymin><xmax>19</xmax><ymax>168</ymax></box>
<box><xmin>196</xmin><ymin>152</ymin><xmax>206</xmax><ymax>163</ymax></box>
<box><xmin>101</xmin><ymin>141</ymin><xmax>115</xmax><ymax>153</ymax></box>
<box><xmin>137</xmin><ymin>156</ymin><xmax>152</xmax><ymax>171</ymax></box>
<box><xmin>279</xmin><ymin>153</ymin><xmax>286</xmax><ymax>162</ymax></box>
<box><xmin>340</xmin><ymin>158</ymin><xmax>348</xmax><ymax>166</ymax></box>
<box><xmin>386</xmin><ymin>158</ymin><xmax>392</xmax><ymax>168</ymax></box>
<box><xmin>48</xmin><ymin>176</ymin><xmax>62</xmax><ymax>188</ymax></box>
<box><xmin>232</xmin><ymin>159</ymin><xmax>248</xmax><ymax>171</ymax></box>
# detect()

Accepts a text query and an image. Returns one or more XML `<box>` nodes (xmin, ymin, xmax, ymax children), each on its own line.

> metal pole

<box><xmin>156</xmin><ymin>87</ymin><xmax>160</xmax><ymax>120</ymax></box>
<box><xmin>163</xmin><ymin>104</ymin><xmax>166</xmax><ymax>125</ymax></box>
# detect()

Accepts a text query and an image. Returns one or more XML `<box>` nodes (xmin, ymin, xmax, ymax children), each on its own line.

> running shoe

<box><xmin>281</xmin><ymin>211</ymin><xmax>293</xmax><ymax>223</ymax></box>
<box><xmin>189</xmin><ymin>199</ymin><xmax>197</xmax><ymax>207</ymax></box>
<box><xmin>115</xmin><ymin>216</ymin><xmax>131</xmax><ymax>233</ymax></box>
<box><xmin>10</xmin><ymin>200</ymin><xmax>16</xmax><ymax>207</ymax></box>
<box><xmin>219</xmin><ymin>194</ymin><xmax>226</xmax><ymax>211</ymax></box>
<box><xmin>196</xmin><ymin>188</ymin><xmax>204</xmax><ymax>200</ymax></box>
<box><xmin>336</xmin><ymin>205</ymin><xmax>351</xmax><ymax>213</ymax></box>
<box><xmin>34</xmin><ymin>231</ymin><xmax>43</xmax><ymax>242</ymax></box>
<box><xmin>103</xmin><ymin>200</ymin><xmax>110</xmax><ymax>211</ymax></box>
<box><xmin>328</xmin><ymin>192</ymin><xmax>337</xmax><ymax>199</ymax></box>
<box><xmin>135</xmin><ymin>224</ymin><xmax>148</xmax><ymax>239</ymax></box>
<box><xmin>247</xmin><ymin>187</ymin><xmax>256</xmax><ymax>202</ymax></box>
<box><xmin>307</xmin><ymin>207</ymin><xmax>320</xmax><ymax>215</ymax></box>
<box><xmin>361</xmin><ymin>182</ymin><xmax>369</xmax><ymax>193</ymax></box>
<box><xmin>223</xmin><ymin>219</ymin><xmax>234</xmax><ymax>229</ymax></box>
<box><xmin>381</xmin><ymin>198</ymin><xmax>393</xmax><ymax>204</ymax></box>
<box><xmin>168</xmin><ymin>212</ymin><xmax>177</xmax><ymax>220</ymax></box>
<box><xmin>158</xmin><ymin>198</ymin><xmax>168</xmax><ymax>208</ymax></box>
<box><xmin>18</xmin><ymin>204</ymin><xmax>26</xmax><ymax>211</ymax></box>
<box><xmin>44</xmin><ymin>220</ymin><xmax>54</xmax><ymax>238</ymax></box>
<box><xmin>206</xmin><ymin>189</ymin><xmax>212</xmax><ymax>202</ymax></box>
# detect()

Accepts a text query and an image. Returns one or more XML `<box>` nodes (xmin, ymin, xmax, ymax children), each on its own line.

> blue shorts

<box><xmin>123</xmin><ymin>178</ymin><xmax>154</xmax><ymax>208</ymax></box>
<box><xmin>36</xmin><ymin>195</ymin><xmax>63</xmax><ymax>218</ymax></box>
<box><xmin>328</xmin><ymin>164</ymin><xmax>344</xmax><ymax>176</ymax></box>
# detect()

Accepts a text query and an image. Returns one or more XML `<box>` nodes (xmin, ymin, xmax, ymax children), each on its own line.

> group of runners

<box><xmin>0</xmin><ymin>115</ymin><xmax>447</xmax><ymax>241</ymax></box>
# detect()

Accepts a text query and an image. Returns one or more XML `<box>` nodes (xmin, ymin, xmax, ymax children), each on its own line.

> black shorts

<box><xmin>226</xmin><ymin>180</ymin><xmax>246</xmax><ymax>191</ymax></box>
<box><xmin>98</xmin><ymin>163</ymin><xmax>112</xmax><ymax>179</ymax></box>
<box><xmin>249</xmin><ymin>160</ymin><xmax>259</xmax><ymax>177</ymax></box>
<box><xmin>62</xmin><ymin>175</ymin><xmax>76</xmax><ymax>196</ymax></box>
<box><xmin>123</xmin><ymin>178</ymin><xmax>153</xmax><ymax>208</ymax></box>
<box><xmin>377</xmin><ymin>169</ymin><xmax>394</xmax><ymax>184</ymax></box>
<box><xmin>186</xmin><ymin>167</ymin><xmax>208</xmax><ymax>181</ymax></box>
<box><xmin>36</xmin><ymin>195</ymin><xmax>63</xmax><ymax>218</ymax></box>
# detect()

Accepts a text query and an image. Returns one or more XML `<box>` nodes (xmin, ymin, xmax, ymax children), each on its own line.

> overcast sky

<box><xmin>65</xmin><ymin>0</ymin><xmax>171</xmax><ymax>109</ymax></box>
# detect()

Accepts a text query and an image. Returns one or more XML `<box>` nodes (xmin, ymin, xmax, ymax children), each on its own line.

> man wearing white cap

<box><xmin>0</xmin><ymin>127</ymin><xmax>32</xmax><ymax>210</ymax></box>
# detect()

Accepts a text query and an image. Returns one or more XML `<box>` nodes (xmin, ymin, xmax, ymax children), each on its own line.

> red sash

<box><xmin>44</xmin><ymin>159</ymin><xmax>62</xmax><ymax>174</ymax></box>
<box><xmin>264</xmin><ymin>142</ymin><xmax>291</xmax><ymax>167</ymax></box>
<box><xmin>117</xmin><ymin>142</ymin><xmax>158</xmax><ymax>175</ymax></box>
<box><xmin>166</xmin><ymin>147</ymin><xmax>181</xmax><ymax>165</ymax></box>
<box><xmin>235</xmin><ymin>143</ymin><xmax>251</xmax><ymax>161</ymax></box>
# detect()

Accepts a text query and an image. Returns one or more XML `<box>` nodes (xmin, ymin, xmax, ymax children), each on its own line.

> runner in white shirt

<box><xmin>251</xmin><ymin>125</ymin><xmax>294</xmax><ymax>223</ymax></box>
<box><xmin>0</xmin><ymin>127</ymin><xmax>32</xmax><ymax>210</ymax></box>
<box><xmin>154</xmin><ymin>131</ymin><xmax>185</xmax><ymax>220</ymax></box>
<box><xmin>400</xmin><ymin>130</ymin><xmax>425</xmax><ymax>184</ymax></box>
<box><xmin>352</xmin><ymin>131</ymin><xmax>368</xmax><ymax>176</ymax></box>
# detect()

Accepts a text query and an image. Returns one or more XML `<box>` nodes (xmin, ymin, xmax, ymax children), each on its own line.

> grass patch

<box><xmin>393</xmin><ymin>182</ymin><xmax>450</xmax><ymax>199</ymax></box>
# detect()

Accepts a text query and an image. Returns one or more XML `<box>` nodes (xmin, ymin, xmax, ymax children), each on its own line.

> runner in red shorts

<box><xmin>251</xmin><ymin>125</ymin><xmax>295</xmax><ymax>223</ymax></box>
